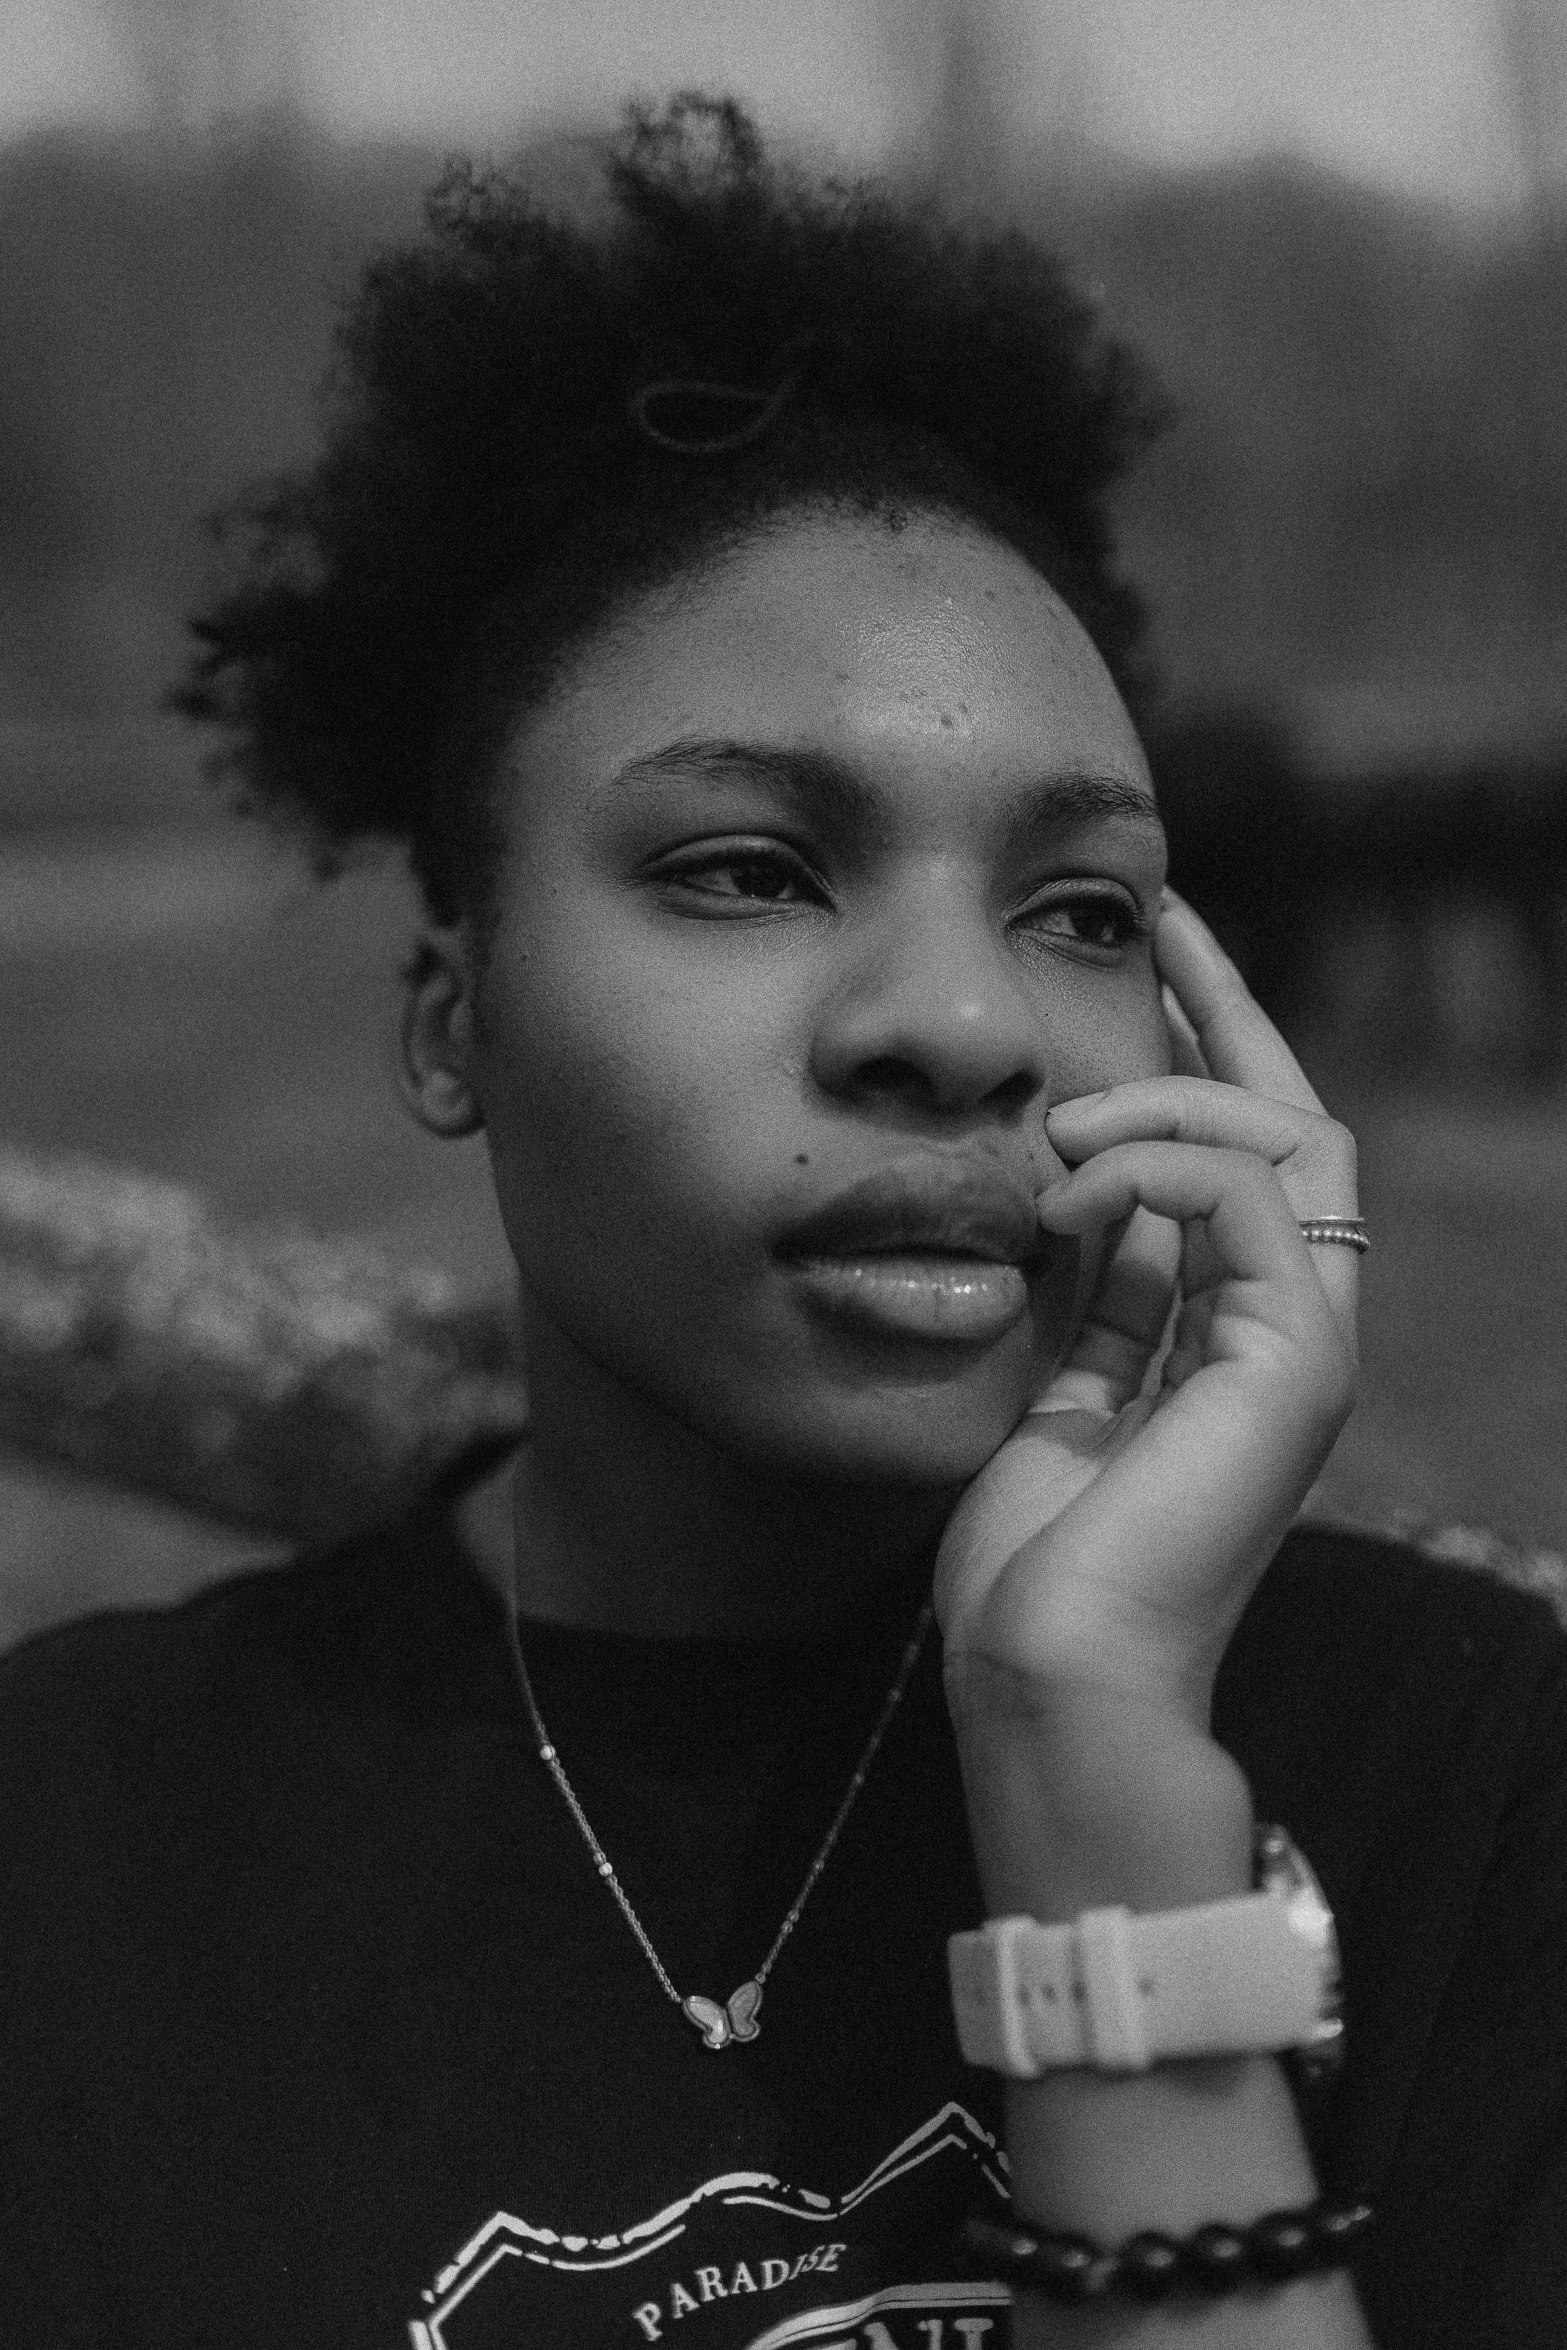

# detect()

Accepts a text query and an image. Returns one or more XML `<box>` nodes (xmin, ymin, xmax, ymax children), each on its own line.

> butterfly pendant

<box><xmin>682</xmin><ymin>1980</ymin><xmax>763</xmax><ymax>2050</ymax></box>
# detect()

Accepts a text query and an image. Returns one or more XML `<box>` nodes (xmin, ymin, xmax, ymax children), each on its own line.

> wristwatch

<box><xmin>948</xmin><ymin>1822</ymin><xmax>1343</xmax><ymax>2080</ymax></box>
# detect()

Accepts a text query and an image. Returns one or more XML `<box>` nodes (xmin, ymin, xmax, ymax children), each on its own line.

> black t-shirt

<box><xmin>4</xmin><ymin>1506</ymin><xmax>1567</xmax><ymax>2349</ymax></box>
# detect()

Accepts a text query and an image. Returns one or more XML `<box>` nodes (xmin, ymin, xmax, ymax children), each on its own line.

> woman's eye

<box><xmin>1020</xmin><ymin>893</ymin><xmax>1144</xmax><ymax>954</ymax></box>
<box><xmin>658</xmin><ymin>847</ymin><xmax>822</xmax><ymax>909</ymax></box>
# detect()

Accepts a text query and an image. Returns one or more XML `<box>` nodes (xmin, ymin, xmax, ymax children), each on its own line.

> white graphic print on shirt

<box><xmin>408</xmin><ymin>2100</ymin><xmax>1013</xmax><ymax>2348</ymax></box>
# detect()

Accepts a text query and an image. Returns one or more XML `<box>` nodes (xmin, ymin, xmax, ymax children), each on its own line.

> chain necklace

<box><xmin>504</xmin><ymin>1595</ymin><xmax>934</xmax><ymax>2050</ymax></box>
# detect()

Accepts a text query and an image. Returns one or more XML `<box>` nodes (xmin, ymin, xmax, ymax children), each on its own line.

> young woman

<box><xmin>5</xmin><ymin>96</ymin><xmax>1566</xmax><ymax>2350</ymax></box>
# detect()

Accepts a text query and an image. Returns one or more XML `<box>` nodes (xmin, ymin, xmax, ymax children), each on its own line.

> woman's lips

<box><xmin>784</xmin><ymin>1251</ymin><xmax>1032</xmax><ymax>1343</ymax></box>
<box><xmin>774</xmin><ymin>1154</ymin><xmax>1051</xmax><ymax>1343</ymax></box>
<box><xmin>775</xmin><ymin>1155</ymin><xmax>1047</xmax><ymax>1264</ymax></box>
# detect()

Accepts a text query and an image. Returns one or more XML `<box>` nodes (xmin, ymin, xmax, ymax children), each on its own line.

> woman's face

<box><xmin>467</xmin><ymin>507</ymin><xmax>1170</xmax><ymax>1489</ymax></box>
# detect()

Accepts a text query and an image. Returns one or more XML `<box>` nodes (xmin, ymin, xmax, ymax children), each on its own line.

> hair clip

<box><xmin>627</xmin><ymin>331</ymin><xmax>823</xmax><ymax>456</ymax></box>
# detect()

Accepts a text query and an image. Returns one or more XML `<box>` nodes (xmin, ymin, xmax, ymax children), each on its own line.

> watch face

<box><xmin>1253</xmin><ymin>1823</ymin><xmax>1345</xmax><ymax>2084</ymax></box>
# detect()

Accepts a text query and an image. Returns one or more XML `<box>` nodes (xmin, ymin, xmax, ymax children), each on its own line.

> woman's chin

<box><xmin>729</xmin><ymin>1370</ymin><xmax>1034</xmax><ymax>1493</ymax></box>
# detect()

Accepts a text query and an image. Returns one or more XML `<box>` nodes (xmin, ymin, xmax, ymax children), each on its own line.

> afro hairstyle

<box><xmin>176</xmin><ymin>92</ymin><xmax>1167</xmax><ymax>926</ymax></box>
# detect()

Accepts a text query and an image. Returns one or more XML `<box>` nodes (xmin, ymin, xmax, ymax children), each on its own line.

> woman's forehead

<box><xmin>510</xmin><ymin>507</ymin><xmax>1151</xmax><ymax>806</ymax></box>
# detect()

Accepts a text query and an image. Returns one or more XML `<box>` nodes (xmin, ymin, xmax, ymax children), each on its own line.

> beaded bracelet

<box><xmin>962</xmin><ymin>2194</ymin><xmax>1374</xmax><ymax>2305</ymax></box>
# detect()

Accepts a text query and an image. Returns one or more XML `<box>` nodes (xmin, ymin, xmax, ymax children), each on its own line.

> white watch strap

<box><xmin>948</xmin><ymin>1892</ymin><xmax>1326</xmax><ymax>2077</ymax></box>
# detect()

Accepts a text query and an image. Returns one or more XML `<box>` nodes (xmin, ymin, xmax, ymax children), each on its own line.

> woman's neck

<box><xmin>493</xmin><ymin>1308</ymin><xmax>955</xmax><ymax>1642</ymax></box>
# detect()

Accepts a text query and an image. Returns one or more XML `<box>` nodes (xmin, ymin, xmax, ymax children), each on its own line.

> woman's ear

<box><xmin>398</xmin><ymin>930</ymin><xmax>485</xmax><ymax>1138</ymax></box>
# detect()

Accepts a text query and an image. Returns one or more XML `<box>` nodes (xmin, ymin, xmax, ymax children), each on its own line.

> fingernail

<box><xmin>1047</xmin><ymin>1092</ymin><xmax>1105</xmax><ymax>1119</ymax></box>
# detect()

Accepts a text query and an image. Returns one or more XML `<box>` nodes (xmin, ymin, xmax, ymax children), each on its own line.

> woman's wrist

<box><xmin>948</xmin><ymin>1674</ymin><xmax>1254</xmax><ymax>1922</ymax></box>
<box><xmin>1000</xmin><ymin>2061</ymin><xmax>1369</xmax><ymax>2345</ymax></box>
<box><xmin>945</xmin><ymin>1683</ymin><xmax>1378</xmax><ymax>2335</ymax></box>
<box><xmin>1004</xmin><ymin>2053</ymin><xmax>1320</xmax><ymax>2233</ymax></box>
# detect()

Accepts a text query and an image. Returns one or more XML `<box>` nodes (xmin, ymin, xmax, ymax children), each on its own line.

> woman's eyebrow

<box><xmin>604</xmin><ymin>738</ymin><xmax>878</xmax><ymax>825</ymax></box>
<box><xmin>604</xmin><ymin>736</ymin><xmax>1164</xmax><ymax>837</ymax></box>
<box><xmin>999</xmin><ymin>770</ymin><xmax>1165</xmax><ymax>838</ymax></box>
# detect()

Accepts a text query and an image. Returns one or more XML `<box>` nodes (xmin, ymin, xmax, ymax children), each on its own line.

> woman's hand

<box><xmin>934</xmin><ymin>890</ymin><xmax>1359</xmax><ymax>1913</ymax></box>
<box><xmin>943</xmin><ymin>889</ymin><xmax>1374</xmax><ymax>2348</ymax></box>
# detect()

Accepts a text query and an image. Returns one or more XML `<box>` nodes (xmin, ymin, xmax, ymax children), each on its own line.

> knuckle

<box><xmin>1157</xmin><ymin>1076</ymin><xmax>1215</xmax><ymax>1139</ymax></box>
<box><xmin>1287</xmin><ymin>1112</ymin><xmax>1358</xmax><ymax>1197</ymax></box>
<box><xmin>1316</xmin><ymin>1111</ymin><xmax>1357</xmax><ymax>1170</ymax></box>
<box><xmin>1303</xmin><ymin>1107</ymin><xmax>1356</xmax><ymax>1159</ymax></box>
<box><xmin>1219</xmin><ymin>1144</ymin><xmax>1274</xmax><ymax>1190</ymax></box>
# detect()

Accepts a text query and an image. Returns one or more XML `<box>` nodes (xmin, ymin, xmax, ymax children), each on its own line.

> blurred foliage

<box><xmin>0</xmin><ymin>1138</ymin><xmax>524</xmax><ymax>1540</ymax></box>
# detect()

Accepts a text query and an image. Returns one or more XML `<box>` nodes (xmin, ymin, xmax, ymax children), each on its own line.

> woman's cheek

<box><xmin>1046</xmin><ymin>968</ymin><xmax>1169</xmax><ymax>1102</ymax></box>
<box><xmin>496</xmin><ymin>991</ymin><xmax>721</xmax><ymax>1284</ymax></box>
<box><xmin>1106</xmin><ymin>957</ymin><xmax>1174</xmax><ymax>1081</ymax></box>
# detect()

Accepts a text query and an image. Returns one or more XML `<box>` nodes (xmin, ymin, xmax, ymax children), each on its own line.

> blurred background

<box><xmin>3</xmin><ymin>0</ymin><xmax>1566</xmax><ymax>1645</ymax></box>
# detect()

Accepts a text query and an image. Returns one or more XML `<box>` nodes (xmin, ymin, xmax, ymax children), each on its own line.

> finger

<box><xmin>1044</xmin><ymin>1086</ymin><xmax>1360</xmax><ymax>1354</ymax></box>
<box><xmin>1164</xmin><ymin>984</ymin><xmax>1210</xmax><ymax>1080</ymax></box>
<box><xmin>1047</xmin><ymin>1077</ymin><xmax>1335</xmax><ymax>1171</ymax></box>
<box><xmin>1036</xmin><ymin>1141</ymin><xmax>1328</xmax><ymax>1325</ymax></box>
<box><xmin>1153</xmin><ymin>903</ymin><xmax>1360</xmax><ymax>1355</ymax></box>
<box><xmin>1156</xmin><ymin>890</ymin><xmax>1324</xmax><ymax>1113</ymax></box>
<box><xmin>1037</xmin><ymin>1207</ymin><xmax>1180</xmax><ymax>1417</ymax></box>
<box><xmin>1161</xmin><ymin>1286</ymin><xmax>1216</xmax><ymax>1394</ymax></box>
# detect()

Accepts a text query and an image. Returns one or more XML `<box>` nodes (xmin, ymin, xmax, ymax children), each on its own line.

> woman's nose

<box><xmin>807</xmin><ymin>877</ymin><xmax>1050</xmax><ymax>1118</ymax></box>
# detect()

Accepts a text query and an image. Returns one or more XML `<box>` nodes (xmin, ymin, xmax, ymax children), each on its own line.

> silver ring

<box><xmin>1299</xmin><ymin>1218</ymin><xmax>1369</xmax><ymax>1254</ymax></box>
